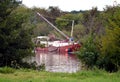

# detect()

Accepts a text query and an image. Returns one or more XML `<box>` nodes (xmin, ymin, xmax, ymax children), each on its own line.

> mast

<box><xmin>37</xmin><ymin>12</ymin><xmax>69</xmax><ymax>39</ymax></box>
<box><xmin>71</xmin><ymin>20</ymin><xmax>74</xmax><ymax>38</ymax></box>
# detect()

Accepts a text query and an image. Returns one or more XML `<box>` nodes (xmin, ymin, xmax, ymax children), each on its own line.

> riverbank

<box><xmin>0</xmin><ymin>67</ymin><xmax>120</xmax><ymax>82</ymax></box>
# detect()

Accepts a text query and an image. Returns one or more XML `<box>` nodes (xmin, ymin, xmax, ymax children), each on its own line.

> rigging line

<box><xmin>37</xmin><ymin>12</ymin><xmax>69</xmax><ymax>39</ymax></box>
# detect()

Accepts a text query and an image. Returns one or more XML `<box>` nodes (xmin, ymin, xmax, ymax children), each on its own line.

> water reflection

<box><xmin>35</xmin><ymin>52</ymin><xmax>81</xmax><ymax>73</ymax></box>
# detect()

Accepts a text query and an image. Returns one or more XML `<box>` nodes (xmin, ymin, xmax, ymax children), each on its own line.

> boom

<box><xmin>37</xmin><ymin>12</ymin><xmax>69</xmax><ymax>39</ymax></box>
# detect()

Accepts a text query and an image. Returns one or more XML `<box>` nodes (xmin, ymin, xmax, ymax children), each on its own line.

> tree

<box><xmin>100</xmin><ymin>5</ymin><xmax>120</xmax><ymax>72</ymax></box>
<box><xmin>78</xmin><ymin>35</ymin><xmax>99</xmax><ymax>69</ymax></box>
<box><xmin>100</xmin><ymin>27</ymin><xmax>120</xmax><ymax>72</ymax></box>
<box><xmin>0</xmin><ymin>1</ymin><xmax>34</xmax><ymax>67</ymax></box>
<box><xmin>33</xmin><ymin>22</ymin><xmax>52</xmax><ymax>36</ymax></box>
<box><xmin>82</xmin><ymin>7</ymin><xmax>104</xmax><ymax>35</ymax></box>
<box><xmin>55</xmin><ymin>14</ymin><xmax>80</xmax><ymax>31</ymax></box>
<box><xmin>32</xmin><ymin>7</ymin><xmax>63</xmax><ymax>37</ymax></box>
<box><xmin>72</xmin><ymin>24</ymin><xmax>85</xmax><ymax>40</ymax></box>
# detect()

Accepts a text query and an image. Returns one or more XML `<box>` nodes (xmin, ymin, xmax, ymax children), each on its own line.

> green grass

<box><xmin>0</xmin><ymin>66</ymin><xmax>15</xmax><ymax>74</ymax></box>
<box><xmin>0</xmin><ymin>67</ymin><xmax>120</xmax><ymax>82</ymax></box>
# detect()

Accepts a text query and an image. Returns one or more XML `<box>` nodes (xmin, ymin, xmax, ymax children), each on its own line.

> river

<box><xmin>25</xmin><ymin>52</ymin><xmax>81</xmax><ymax>73</ymax></box>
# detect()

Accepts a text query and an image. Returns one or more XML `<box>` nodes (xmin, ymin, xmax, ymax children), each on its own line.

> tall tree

<box><xmin>100</xmin><ymin>5</ymin><xmax>120</xmax><ymax>72</ymax></box>
<box><xmin>0</xmin><ymin>0</ymin><xmax>34</xmax><ymax>67</ymax></box>
<box><xmin>82</xmin><ymin>7</ymin><xmax>104</xmax><ymax>35</ymax></box>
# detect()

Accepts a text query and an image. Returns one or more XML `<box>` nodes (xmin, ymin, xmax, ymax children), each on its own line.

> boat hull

<box><xmin>35</xmin><ymin>44</ymin><xmax>81</xmax><ymax>53</ymax></box>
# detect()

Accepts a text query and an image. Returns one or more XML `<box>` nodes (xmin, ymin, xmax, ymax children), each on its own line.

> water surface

<box><xmin>24</xmin><ymin>51</ymin><xmax>81</xmax><ymax>73</ymax></box>
<box><xmin>35</xmin><ymin>52</ymin><xmax>81</xmax><ymax>73</ymax></box>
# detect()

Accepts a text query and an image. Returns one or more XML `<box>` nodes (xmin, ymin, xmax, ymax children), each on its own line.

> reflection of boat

<box><xmin>35</xmin><ymin>12</ymin><xmax>81</xmax><ymax>53</ymax></box>
<box><xmin>35</xmin><ymin>52</ymin><xmax>81</xmax><ymax>73</ymax></box>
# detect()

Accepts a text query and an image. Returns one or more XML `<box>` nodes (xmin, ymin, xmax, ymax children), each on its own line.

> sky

<box><xmin>22</xmin><ymin>0</ymin><xmax>120</xmax><ymax>11</ymax></box>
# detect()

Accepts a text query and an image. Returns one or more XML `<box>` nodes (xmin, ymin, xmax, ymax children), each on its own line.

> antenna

<box><xmin>37</xmin><ymin>12</ymin><xmax>69</xmax><ymax>39</ymax></box>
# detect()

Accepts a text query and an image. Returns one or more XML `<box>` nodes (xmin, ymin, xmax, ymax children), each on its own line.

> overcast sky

<box><xmin>22</xmin><ymin>0</ymin><xmax>120</xmax><ymax>11</ymax></box>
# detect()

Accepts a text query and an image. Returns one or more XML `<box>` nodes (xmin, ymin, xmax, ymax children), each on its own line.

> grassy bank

<box><xmin>0</xmin><ymin>67</ymin><xmax>120</xmax><ymax>82</ymax></box>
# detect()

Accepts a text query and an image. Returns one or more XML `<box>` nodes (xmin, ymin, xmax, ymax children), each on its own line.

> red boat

<box><xmin>35</xmin><ymin>12</ymin><xmax>81</xmax><ymax>53</ymax></box>
<box><xmin>35</xmin><ymin>36</ymin><xmax>81</xmax><ymax>53</ymax></box>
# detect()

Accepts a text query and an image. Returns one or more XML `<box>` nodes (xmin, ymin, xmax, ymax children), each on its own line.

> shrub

<box><xmin>78</xmin><ymin>35</ymin><xmax>99</xmax><ymax>69</ymax></box>
<box><xmin>0</xmin><ymin>67</ymin><xmax>15</xmax><ymax>74</ymax></box>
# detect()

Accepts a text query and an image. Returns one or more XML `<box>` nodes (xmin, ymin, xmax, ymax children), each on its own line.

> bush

<box><xmin>100</xmin><ymin>27</ymin><xmax>120</xmax><ymax>72</ymax></box>
<box><xmin>78</xmin><ymin>35</ymin><xmax>99</xmax><ymax>69</ymax></box>
<box><xmin>36</xmin><ymin>64</ymin><xmax>45</xmax><ymax>71</ymax></box>
<box><xmin>0</xmin><ymin>67</ymin><xmax>15</xmax><ymax>74</ymax></box>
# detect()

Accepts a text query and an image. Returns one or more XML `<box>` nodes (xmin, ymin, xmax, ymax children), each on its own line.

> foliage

<box><xmin>0</xmin><ymin>1</ymin><xmax>34</xmax><ymax>67</ymax></box>
<box><xmin>32</xmin><ymin>7</ymin><xmax>63</xmax><ymax>36</ymax></box>
<box><xmin>36</xmin><ymin>64</ymin><xmax>45</xmax><ymax>71</ymax></box>
<box><xmin>55</xmin><ymin>14</ymin><xmax>80</xmax><ymax>30</ymax></box>
<box><xmin>0</xmin><ymin>67</ymin><xmax>15</xmax><ymax>74</ymax></box>
<box><xmin>100</xmin><ymin>26</ymin><xmax>120</xmax><ymax>72</ymax></box>
<box><xmin>36</xmin><ymin>44</ymin><xmax>46</xmax><ymax>48</ymax></box>
<box><xmin>82</xmin><ymin>7</ymin><xmax>103</xmax><ymax>35</ymax></box>
<box><xmin>76</xmin><ymin>5</ymin><xmax>120</xmax><ymax>72</ymax></box>
<box><xmin>73</xmin><ymin>24</ymin><xmax>86</xmax><ymax>40</ymax></box>
<box><xmin>0</xmin><ymin>0</ymin><xmax>120</xmax><ymax>73</ymax></box>
<box><xmin>33</xmin><ymin>22</ymin><xmax>52</xmax><ymax>36</ymax></box>
<box><xmin>78</xmin><ymin>35</ymin><xmax>99</xmax><ymax>68</ymax></box>
<box><xmin>99</xmin><ymin>5</ymin><xmax>120</xmax><ymax>72</ymax></box>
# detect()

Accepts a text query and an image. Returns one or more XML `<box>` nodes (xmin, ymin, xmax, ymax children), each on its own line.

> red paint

<box><xmin>36</xmin><ymin>43</ymin><xmax>81</xmax><ymax>53</ymax></box>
